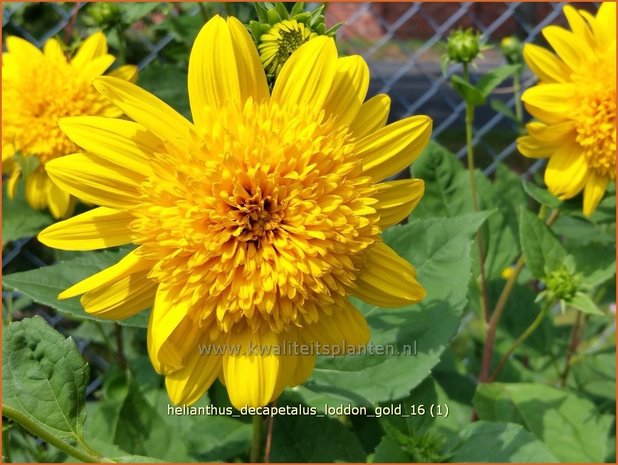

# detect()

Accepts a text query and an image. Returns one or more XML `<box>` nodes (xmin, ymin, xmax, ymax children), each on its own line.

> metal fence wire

<box><xmin>2</xmin><ymin>1</ymin><xmax>580</xmax><ymax>394</ymax></box>
<box><xmin>2</xmin><ymin>2</ymin><xmax>582</xmax><ymax>175</ymax></box>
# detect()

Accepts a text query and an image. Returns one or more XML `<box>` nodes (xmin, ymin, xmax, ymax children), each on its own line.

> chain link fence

<box><xmin>2</xmin><ymin>1</ymin><xmax>579</xmax><ymax>397</ymax></box>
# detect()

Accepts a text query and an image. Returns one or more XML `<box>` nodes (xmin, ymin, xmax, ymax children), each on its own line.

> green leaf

<box><xmin>269</xmin><ymin>408</ymin><xmax>365</xmax><ymax>462</ymax></box>
<box><xmin>519</xmin><ymin>207</ymin><xmax>567</xmax><ymax>279</ymax></box>
<box><xmin>490</xmin><ymin>98</ymin><xmax>516</xmax><ymax>121</ymax></box>
<box><xmin>569</xmin><ymin>352</ymin><xmax>616</xmax><ymax>401</ymax></box>
<box><xmin>409</xmin><ymin>141</ymin><xmax>464</xmax><ymax>219</ymax></box>
<box><xmin>446</xmin><ymin>421</ymin><xmax>559</xmax><ymax>462</ymax></box>
<box><xmin>2</xmin><ymin>316</ymin><xmax>90</xmax><ymax>450</ymax></box>
<box><xmin>475</xmin><ymin>64</ymin><xmax>520</xmax><ymax>97</ymax></box>
<box><xmin>115</xmin><ymin>2</ymin><xmax>159</xmax><ymax>23</ymax></box>
<box><xmin>108</xmin><ymin>455</ymin><xmax>165</xmax><ymax>463</ymax></box>
<box><xmin>373</xmin><ymin>435</ymin><xmax>412</xmax><ymax>462</ymax></box>
<box><xmin>451</xmin><ymin>75</ymin><xmax>485</xmax><ymax>106</ymax></box>
<box><xmin>138</xmin><ymin>62</ymin><xmax>190</xmax><ymax>119</ymax></box>
<box><xmin>474</xmin><ymin>383</ymin><xmax>614</xmax><ymax>462</ymax></box>
<box><xmin>569</xmin><ymin>242</ymin><xmax>616</xmax><ymax>287</ymax></box>
<box><xmin>522</xmin><ymin>180</ymin><xmax>562</xmax><ymax>209</ymax></box>
<box><xmin>299</xmin><ymin>212</ymin><xmax>488</xmax><ymax>406</ymax></box>
<box><xmin>2</xmin><ymin>181</ymin><xmax>53</xmax><ymax>246</ymax></box>
<box><xmin>569</xmin><ymin>292</ymin><xmax>604</xmax><ymax>315</ymax></box>
<box><xmin>2</xmin><ymin>250</ymin><xmax>148</xmax><ymax>328</ymax></box>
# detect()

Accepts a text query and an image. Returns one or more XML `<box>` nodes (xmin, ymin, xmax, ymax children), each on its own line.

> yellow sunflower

<box><xmin>2</xmin><ymin>32</ymin><xmax>137</xmax><ymax>219</ymax></box>
<box><xmin>517</xmin><ymin>3</ymin><xmax>616</xmax><ymax>216</ymax></box>
<box><xmin>38</xmin><ymin>15</ymin><xmax>431</xmax><ymax>409</ymax></box>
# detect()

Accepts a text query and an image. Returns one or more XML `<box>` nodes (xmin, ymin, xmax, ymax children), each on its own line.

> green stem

<box><xmin>250</xmin><ymin>414</ymin><xmax>263</xmax><ymax>462</ymax></box>
<box><xmin>462</xmin><ymin>63</ymin><xmax>490</xmax><ymax>324</ymax></box>
<box><xmin>114</xmin><ymin>323</ymin><xmax>128</xmax><ymax>371</ymax></box>
<box><xmin>2</xmin><ymin>405</ymin><xmax>103</xmax><ymax>463</ymax></box>
<box><xmin>3</xmin><ymin>425</ymin><xmax>12</xmax><ymax>463</ymax></box>
<box><xmin>478</xmin><ymin>205</ymin><xmax>557</xmax><ymax>382</ymax></box>
<box><xmin>490</xmin><ymin>300</ymin><xmax>553</xmax><ymax>380</ymax></box>
<box><xmin>513</xmin><ymin>69</ymin><xmax>523</xmax><ymax>127</ymax></box>
<box><xmin>115</xmin><ymin>26</ymin><xmax>126</xmax><ymax>64</ymax></box>
<box><xmin>559</xmin><ymin>311</ymin><xmax>584</xmax><ymax>387</ymax></box>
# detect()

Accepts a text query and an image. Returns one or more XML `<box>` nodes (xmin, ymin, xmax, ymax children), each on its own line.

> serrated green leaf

<box><xmin>475</xmin><ymin>64</ymin><xmax>519</xmax><ymax>97</ymax></box>
<box><xmin>569</xmin><ymin>292</ymin><xmax>604</xmax><ymax>315</ymax></box>
<box><xmin>519</xmin><ymin>207</ymin><xmax>567</xmax><ymax>279</ymax></box>
<box><xmin>446</xmin><ymin>421</ymin><xmax>559</xmax><ymax>462</ymax></box>
<box><xmin>522</xmin><ymin>180</ymin><xmax>562</xmax><ymax>209</ymax></box>
<box><xmin>2</xmin><ymin>316</ymin><xmax>90</xmax><ymax>449</ymax></box>
<box><xmin>474</xmin><ymin>383</ymin><xmax>614</xmax><ymax>462</ymax></box>
<box><xmin>451</xmin><ymin>74</ymin><xmax>485</xmax><ymax>105</ymax></box>
<box><xmin>299</xmin><ymin>212</ymin><xmax>488</xmax><ymax>406</ymax></box>
<box><xmin>269</xmin><ymin>405</ymin><xmax>365</xmax><ymax>462</ymax></box>
<box><xmin>569</xmin><ymin>242</ymin><xmax>616</xmax><ymax>287</ymax></box>
<box><xmin>490</xmin><ymin>98</ymin><xmax>517</xmax><ymax>121</ymax></box>
<box><xmin>2</xmin><ymin>250</ymin><xmax>149</xmax><ymax>328</ymax></box>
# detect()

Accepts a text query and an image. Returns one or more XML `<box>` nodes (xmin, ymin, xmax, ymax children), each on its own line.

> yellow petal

<box><xmin>304</xmin><ymin>300</ymin><xmax>370</xmax><ymax>348</ymax></box>
<box><xmin>223</xmin><ymin>328</ymin><xmax>280</xmax><ymax>408</ymax></box>
<box><xmin>357</xmin><ymin>115</ymin><xmax>432</xmax><ymax>182</ymax></box>
<box><xmin>517</xmin><ymin>135</ymin><xmax>555</xmax><ymax>159</ymax></box>
<box><xmin>563</xmin><ymin>6</ymin><xmax>594</xmax><ymax>48</ymax></box>
<box><xmin>522</xmin><ymin>43</ymin><xmax>571</xmax><ymax>83</ymax></box>
<box><xmin>583</xmin><ymin>172</ymin><xmax>609</xmax><ymax>217</ymax></box>
<box><xmin>349</xmin><ymin>94</ymin><xmax>391</xmax><ymax>139</ymax></box>
<box><xmin>45</xmin><ymin>153</ymin><xmax>142</xmax><ymax>210</ymax></box>
<box><xmin>166</xmin><ymin>341</ymin><xmax>222</xmax><ymax>405</ymax></box>
<box><xmin>148</xmin><ymin>286</ymin><xmax>193</xmax><ymax>375</ymax></box>
<box><xmin>188</xmin><ymin>16</ymin><xmax>268</xmax><ymax>126</ymax></box>
<box><xmin>323</xmin><ymin>55</ymin><xmax>370</xmax><ymax>128</ymax></box>
<box><xmin>545</xmin><ymin>143</ymin><xmax>590</xmax><ymax>199</ymax></box>
<box><xmin>81</xmin><ymin>268</ymin><xmax>156</xmax><ymax>320</ymax></box>
<box><xmin>373</xmin><ymin>178</ymin><xmax>425</xmax><ymax>228</ymax></box>
<box><xmin>80</xmin><ymin>54</ymin><xmax>115</xmax><ymax>81</ymax></box>
<box><xmin>94</xmin><ymin>76</ymin><xmax>194</xmax><ymax>147</ymax></box>
<box><xmin>271</xmin><ymin>36</ymin><xmax>338</xmax><ymax>112</ymax></box>
<box><xmin>542</xmin><ymin>25</ymin><xmax>589</xmax><ymax>70</ymax></box>
<box><xmin>6</xmin><ymin>36</ymin><xmax>42</xmax><ymax>58</ymax></box>
<box><xmin>352</xmin><ymin>242</ymin><xmax>425</xmax><ymax>307</ymax></box>
<box><xmin>289</xmin><ymin>352</ymin><xmax>316</xmax><ymax>387</ymax></box>
<box><xmin>521</xmin><ymin>83</ymin><xmax>576</xmax><ymax>124</ymax></box>
<box><xmin>107</xmin><ymin>64</ymin><xmax>138</xmax><ymax>83</ymax></box>
<box><xmin>7</xmin><ymin>169</ymin><xmax>21</xmax><ymax>199</ymax></box>
<box><xmin>46</xmin><ymin>181</ymin><xmax>75</xmax><ymax>219</ymax></box>
<box><xmin>59</xmin><ymin>116</ymin><xmax>160</xmax><ymax>175</ymax></box>
<box><xmin>43</xmin><ymin>38</ymin><xmax>67</xmax><ymax>63</ymax></box>
<box><xmin>25</xmin><ymin>169</ymin><xmax>49</xmax><ymax>210</ymax></box>
<box><xmin>71</xmin><ymin>31</ymin><xmax>107</xmax><ymax>68</ymax></box>
<box><xmin>38</xmin><ymin>206</ymin><xmax>134</xmax><ymax>250</ymax></box>
<box><xmin>585</xmin><ymin>2</ymin><xmax>615</xmax><ymax>49</ymax></box>
<box><xmin>57</xmin><ymin>248</ymin><xmax>150</xmax><ymax>299</ymax></box>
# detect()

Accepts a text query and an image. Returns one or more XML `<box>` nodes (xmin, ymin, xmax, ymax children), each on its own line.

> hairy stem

<box><xmin>478</xmin><ymin>206</ymin><xmax>559</xmax><ymax>382</ymax></box>
<box><xmin>491</xmin><ymin>300</ymin><xmax>553</xmax><ymax>380</ymax></box>
<box><xmin>559</xmin><ymin>311</ymin><xmax>585</xmax><ymax>387</ymax></box>
<box><xmin>462</xmin><ymin>63</ymin><xmax>490</xmax><ymax>324</ymax></box>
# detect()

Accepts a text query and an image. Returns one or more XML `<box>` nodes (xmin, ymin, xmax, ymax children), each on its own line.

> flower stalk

<box><xmin>251</xmin><ymin>414</ymin><xmax>263</xmax><ymax>462</ymax></box>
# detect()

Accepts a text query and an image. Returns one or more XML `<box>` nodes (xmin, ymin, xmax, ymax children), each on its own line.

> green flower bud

<box><xmin>500</xmin><ymin>36</ymin><xmax>522</xmax><ymax>64</ymax></box>
<box><xmin>446</xmin><ymin>28</ymin><xmax>483</xmax><ymax>64</ymax></box>
<box><xmin>86</xmin><ymin>3</ymin><xmax>122</xmax><ymax>30</ymax></box>
<box><xmin>543</xmin><ymin>261</ymin><xmax>582</xmax><ymax>303</ymax></box>
<box><xmin>250</xmin><ymin>2</ymin><xmax>341</xmax><ymax>80</ymax></box>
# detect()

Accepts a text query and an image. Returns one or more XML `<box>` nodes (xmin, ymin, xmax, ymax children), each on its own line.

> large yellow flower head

<box><xmin>2</xmin><ymin>32</ymin><xmax>137</xmax><ymax>218</ymax></box>
<box><xmin>38</xmin><ymin>15</ymin><xmax>431</xmax><ymax>409</ymax></box>
<box><xmin>517</xmin><ymin>3</ymin><xmax>616</xmax><ymax>216</ymax></box>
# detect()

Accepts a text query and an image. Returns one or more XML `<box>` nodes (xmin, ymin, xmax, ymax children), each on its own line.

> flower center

<box><xmin>133</xmin><ymin>99</ymin><xmax>379</xmax><ymax>333</ymax></box>
<box><xmin>572</xmin><ymin>48</ymin><xmax>617</xmax><ymax>179</ymax></box>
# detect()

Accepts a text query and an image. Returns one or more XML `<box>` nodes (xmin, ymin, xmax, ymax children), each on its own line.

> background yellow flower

<box><xmin>517</xmin><ymin>3</ymin><xmax>616</xmax><ymax>216</ymax></box>
<box><xmin>2</xmin><ymin>32</ymin><xmax>137</xmax><ymax>218</ymax></box>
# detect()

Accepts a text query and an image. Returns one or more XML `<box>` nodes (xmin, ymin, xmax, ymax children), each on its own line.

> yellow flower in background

<box><xmin>517</xmin><ymin>3</ymin><xmax>616</xmax><ymax>216</ymax></box>
<box><xmin>2</xmin><ymin>32</ymin><xmax>137</xmax><ymax>219</ymax></box>
<box><xmin>38</xmin><ymin>15</ymin><xmax>431</xmax><ymax>409</ymax></box>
